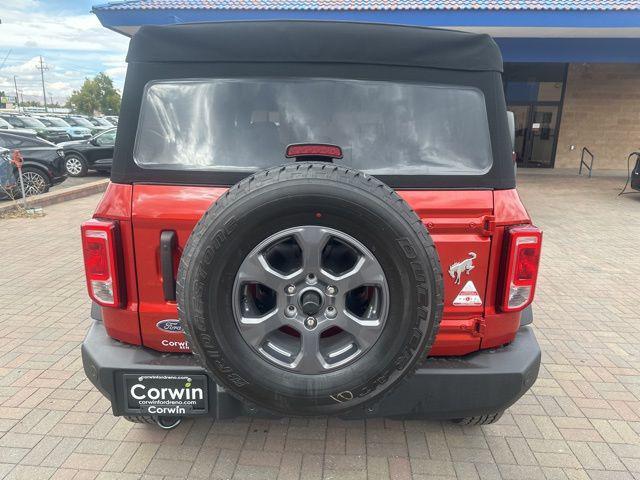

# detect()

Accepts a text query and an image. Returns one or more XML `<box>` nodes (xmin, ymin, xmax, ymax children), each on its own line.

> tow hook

<box><xmin>155</xmin><ymin>416</ymin><xmax>182</xmax><ymax>430</ymax></box>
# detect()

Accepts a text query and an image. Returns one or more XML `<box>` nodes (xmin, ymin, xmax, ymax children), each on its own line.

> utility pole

<box><xmin>36</xmin><ymin>56</ymin><xmax>49</xmax><ymax>112</ymax></box>
<box><xmin>13</xmin><ymin>76</ymin><xmax>20</xmax><ymax>112</ymax></box>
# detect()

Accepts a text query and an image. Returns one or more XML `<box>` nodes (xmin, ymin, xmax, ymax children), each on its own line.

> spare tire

<box><xmin>177</xmin><ymin>163</ymin><xmax>443</xmax><ymax>416</ymax></box>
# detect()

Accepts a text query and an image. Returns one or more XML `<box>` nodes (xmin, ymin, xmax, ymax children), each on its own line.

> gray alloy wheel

<box><xmin>64</xmin><ymin>154</ymin><xmax>86</xmax><ymax>177</ymax></box>
<box><xmin>21</xmin><ymin>169</ymin><xmax>49</xmax><ymax>196</ymax></box>
<box><xmin>232</xmin><ymin>225</ymin><xmax>389</xmax><ymax>375</ymax></box>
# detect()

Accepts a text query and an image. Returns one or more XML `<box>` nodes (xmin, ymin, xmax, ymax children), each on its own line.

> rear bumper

<box><xmin>82</xmin><ymin>313</ymin><xmax>540</xmax><ymax>420</ymax></box>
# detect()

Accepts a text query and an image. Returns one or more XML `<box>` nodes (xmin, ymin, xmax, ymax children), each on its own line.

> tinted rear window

<box><xmin>134</xmin><ymin>78</ymin><xmax>493</xmax><ymax>176</ymax></box>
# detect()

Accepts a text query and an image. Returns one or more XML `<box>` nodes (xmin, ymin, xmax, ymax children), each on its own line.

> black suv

<box><xmin>0</xmin><ymin>132</ymin><xmax>66</xmax><ymax>197</ymax></box>
<box><xmin>59</xmin><ymin>128</ymin><xmax>116</xmax><ymax>177</ymax></box>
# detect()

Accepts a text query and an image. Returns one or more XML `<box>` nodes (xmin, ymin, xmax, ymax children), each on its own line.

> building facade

<box><xmin>94</xmin><ymin>0</ymin><xmax>640</xmax><ymax>170</ymax></box>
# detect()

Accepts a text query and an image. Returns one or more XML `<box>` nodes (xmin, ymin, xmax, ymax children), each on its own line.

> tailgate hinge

<box><xmin>481</xmin><ymin>215</ymin><xmax>496</xmax><ymax>236</ymax></box>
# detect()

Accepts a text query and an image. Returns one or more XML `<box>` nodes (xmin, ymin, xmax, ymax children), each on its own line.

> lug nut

<box><xmin>326</xmin><ymin>285</ymin><xmax>337</xmax><ymax>295</ymax></box>
<box><xmin>305</xmin><ymin>316</ymin><xmax>317</xmax><ymax>329</ymax></box>
<box><xmin>285</xmin><ymin>284</ymin><xmax>296</xmax><ymax>294</ymax></box>
<box><xmin>285</xmin><ymin>305</ymin><xmax>297</xmax><ymax>317</ymax></box>
<box><xmin>326</xmin><ymin>306</ymin><xmax>337</xmax><ymax>318</ymax></box>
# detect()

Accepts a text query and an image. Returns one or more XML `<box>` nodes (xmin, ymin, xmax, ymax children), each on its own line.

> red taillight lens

<box><xmin>81</xmin><ymin>219</ymin><xmax>122</xmax><ymax>307</ymax></box>
<box><xmin>285</xmin><ymin>143</ymin><xmax>343</xmax><ymax>159</ymax></box>
<box><xmin>500</xmin><ymin>225</ymin><xmax>542</xmax><ymax>312</ymax></box>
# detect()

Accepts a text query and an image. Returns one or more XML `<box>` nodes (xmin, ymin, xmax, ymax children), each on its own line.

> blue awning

<box><xmin>93</xmin><ymin>0</ymin><xmax>640</xmax><ymax>62</ymax></box>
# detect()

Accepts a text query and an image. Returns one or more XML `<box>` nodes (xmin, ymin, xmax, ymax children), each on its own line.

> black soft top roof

<box><xmin>127</xmin><ymin>21</ymin><xmax>503</xmax><ymax>72</ymax></box>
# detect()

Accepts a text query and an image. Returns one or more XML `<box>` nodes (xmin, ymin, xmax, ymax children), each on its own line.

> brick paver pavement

<box><xmin>0</xmin><ymin>173</ymin><xmax>638</xmax><ymax>480</ymax></box>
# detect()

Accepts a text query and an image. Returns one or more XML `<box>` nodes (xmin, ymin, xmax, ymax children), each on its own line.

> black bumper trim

<box><xmin>520</xmin><ymin>305</ymin><xmax>533</xmax><ymax>326</ymax></box>
<box><xmin>82</xmin><ymin>320</ymin><xmax>540</xmax><ymax>420</ymax></box>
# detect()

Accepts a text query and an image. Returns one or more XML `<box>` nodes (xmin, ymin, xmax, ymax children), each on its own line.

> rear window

<box><xmin>134</xmin><ymin>78</ymin><xmax>493</xmax><ymax>176</ymax></box>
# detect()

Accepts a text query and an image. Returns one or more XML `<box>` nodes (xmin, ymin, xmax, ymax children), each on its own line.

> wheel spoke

<box><xmin>333</xmin><ymin>310</ymin><xmax>383</xmax><ymax>352</ymax></box>
<box><xmin>292</xmin><ymin>227</ymin><xmax>331</xmax><ymax>272</ymax></box>
<box><xmin>237</xmin><ymin>309</ymin><xmax>284</xmax><ymax>349</ymax></box>
<box><xmin>291</xmin><ymin>331</ymin><xmax>325</xmax><ymax>373</ymax></box>
<box><xmin>237</xmin><ymin>253</ymin><xmax>297</xmax><ymax>291</ymax></box>
<box><xmin>327</xmin><ymin>254</ymin><xmax>386</xmax><ymax>293</ymax></box>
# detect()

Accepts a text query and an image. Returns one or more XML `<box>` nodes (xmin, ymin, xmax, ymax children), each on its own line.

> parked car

<box><xmin>35</xmin><ymin>116</ymin><xmax>92</xmax><ymax>140</ymax></box>
<box><xmin>59</xmin><ymin>128</ymin><xmax>115</xmax><ymax>176</ymax></box>
<box><xmin>0</xmin><ymin>114</ymin><xmax>70</xmax><ymax>144</ymax></box>
<box><xmin>88</xmin><ymin>116</ymin><xmax>116</xmax><ymax>128</ymax></box>
<box><xmin>105</xmin><ymin>115</ymin><xmax>119</xmax><ymax>126</ymax></box>
<box><xmin>0</xmin><ymin>116</ymin><xmax>39</xmax><ymax>138</ymax></box>
<box><xmin>0</xmin><ymin>147</ymin><xmax>16</xmax><ymax>199</ymax></box>
<box><xmin>80</xmin><ymin>22</ymin><xmax>543</xmax><ymax>430</ymax></box>
<box><xmin>0</xmin><ymin>132</ymin><xmax>67</xmax><ymax>196</ymax></box>
<box><xmin>58</xmin><ymin>115</ymin><xmax>109</xmax><ymax>136</ymax></box>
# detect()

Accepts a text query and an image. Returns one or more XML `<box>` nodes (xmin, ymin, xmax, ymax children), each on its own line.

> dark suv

<box><xmin>59</xmin><ymin>128</ymin><xmax>116</xmax><ymax>177</ymax></box>
<box><xmin>81</xmin><ymin>22</ymin><xmax>542</xmax><ymax>429</ymax></box>
<box><xmin>0</xmin><ymin>132</ymin><xmax>66</xmax><ymax>197</ymax></box>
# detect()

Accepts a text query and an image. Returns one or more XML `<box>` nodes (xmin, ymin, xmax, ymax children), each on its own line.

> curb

<box><xmin>0</xmin><ymin>179</ymin><xmax>109</xmax><ymax>217</ymax></box>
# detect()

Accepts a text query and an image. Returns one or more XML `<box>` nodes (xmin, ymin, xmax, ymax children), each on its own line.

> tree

<box><xmin>67</xmin><ymin>73</ymin><xmax>121</xmax><ymax>115</ymax></box>
<box><xmin>22</xmin><ymin>100</ymin><xmax>42</xmax><ymax>107</ymax></box>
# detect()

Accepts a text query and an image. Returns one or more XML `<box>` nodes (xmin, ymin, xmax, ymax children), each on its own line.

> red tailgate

<box><xmin>131</xmin><ymin>186</ymin><xmax>497</xmax><ymax>356</ymax></box>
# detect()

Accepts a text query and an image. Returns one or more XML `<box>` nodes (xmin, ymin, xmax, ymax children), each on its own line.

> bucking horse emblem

<box><xmin>448</xmin><ymin>252</ymin><xmax>477</xmax><ymax>284</ymax></box>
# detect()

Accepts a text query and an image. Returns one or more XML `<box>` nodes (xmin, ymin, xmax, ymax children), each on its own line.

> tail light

<box><xmin>81</xmin><ymin>219</ymin><xmax>123</xmax><ymax>307</ymax></box>
<box><xmin>286</xmin><ymin>143</ymin><xmax>343</xmax><ymax>160</ymax></box>
<box><xmin>500</xmin><ymin>225</ymin><xmax>542</xmax><ymax>312</ymax></box>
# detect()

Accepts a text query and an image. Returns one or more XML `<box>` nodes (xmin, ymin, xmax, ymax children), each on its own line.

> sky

<box><xmin>0</xmin><ymin>0</ymin><xmax>129</xmax><ymax>105</ymax></box>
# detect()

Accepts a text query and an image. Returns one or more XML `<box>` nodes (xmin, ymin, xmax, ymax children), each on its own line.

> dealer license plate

<box><xmin>123</xmin><ymin>374</ymin><xmax>208</xmax><ymax>415</ymax></box>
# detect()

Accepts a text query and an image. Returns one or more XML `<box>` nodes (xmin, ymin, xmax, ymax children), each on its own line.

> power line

<box><xmin>0</xmin><ymin>50</ymin><xmax>12</xmax><ymax>70</ymax></box>
<box><xmin>35</xmin><ymin>56</ymin><xmax>49</xmax><ymax>112</ymax></box>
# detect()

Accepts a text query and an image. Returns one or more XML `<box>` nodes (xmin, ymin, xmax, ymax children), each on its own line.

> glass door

<box><xmin>510</xmin><ymin>104</ymin><xmax>560</xmax><ymax>168</ymax></box>
<box><xmin>503</xmin><ymin>63</ymin><xmax>567</xmax><ymax>169</ymax></box>
<box><xmin>528</xmin><ymin>105</ymin><xmax>559</xmax><ymax>168</ymax></box>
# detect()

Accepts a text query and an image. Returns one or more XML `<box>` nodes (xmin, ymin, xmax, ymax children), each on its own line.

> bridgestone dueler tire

<box><xmin>177</xmin><ymin>163</ymin><xmax>444</xmax><ymax>416</ymax></box>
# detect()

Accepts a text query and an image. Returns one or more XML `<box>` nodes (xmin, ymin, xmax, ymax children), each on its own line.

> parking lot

<box><xmin>0</xmin><ymin>172</ymin><xmax>638</xmax><ymax>480</ymax></box>
<box><xmin>50</xmin><ymin>172</ymin><xmax>110</xmax><ymax>193</ymax></box>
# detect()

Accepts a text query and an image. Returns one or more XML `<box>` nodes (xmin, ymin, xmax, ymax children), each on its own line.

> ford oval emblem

<box><xmin>156</xmin><ymin>319</ymin><xmax>183</xmax><ymax>333</ymax></box>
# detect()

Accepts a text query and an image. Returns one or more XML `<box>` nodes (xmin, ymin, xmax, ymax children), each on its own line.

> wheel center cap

<box><xmin>300</xmin><ymin>290</ymin><xmax>322</xmax><ymax>316</ymax></box>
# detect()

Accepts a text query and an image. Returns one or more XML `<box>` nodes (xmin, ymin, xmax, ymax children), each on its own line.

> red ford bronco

<box><xmin>81</xmin><ymin>21</ymin><xmax>542</xmax><ymax>429</ymax></box>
